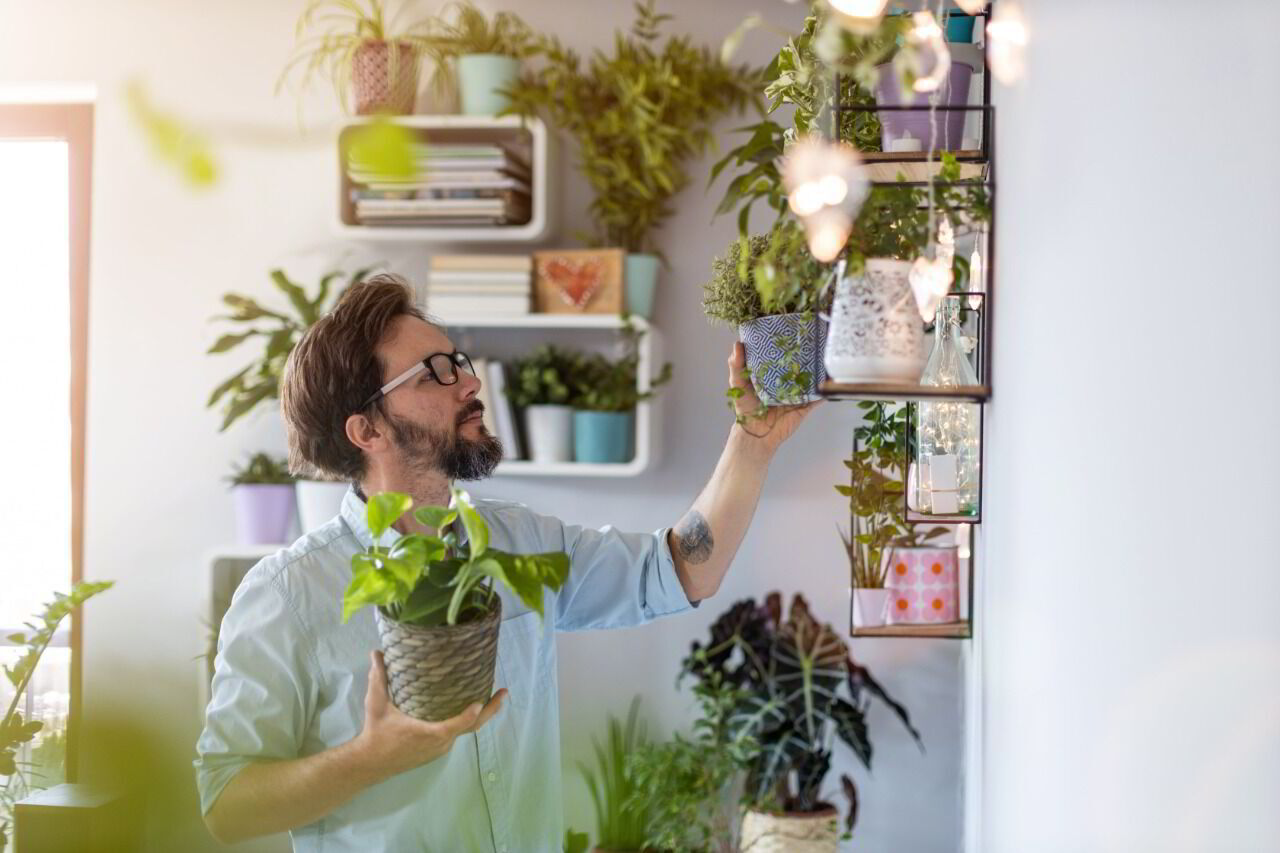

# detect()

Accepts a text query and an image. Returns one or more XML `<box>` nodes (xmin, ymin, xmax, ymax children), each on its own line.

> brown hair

<box><xmin>280</xmin><ymin>272</ymin><xmax>428</xmax><ymax>482</ymax></box>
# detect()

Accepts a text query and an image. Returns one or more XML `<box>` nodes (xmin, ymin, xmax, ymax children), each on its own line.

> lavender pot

<box><xmin>874</xmin><ymin>61</ymin><xmax>975</xmax><ymax>152</ymax></box>
<box><xmin>232</xmin><ymin>484</ymin><xmax>296</xmax><ymax>545</ymax></box>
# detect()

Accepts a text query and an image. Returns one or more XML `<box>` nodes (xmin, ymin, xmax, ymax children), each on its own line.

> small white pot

<box><xmin>823</xmin><ymin>257</ymin><xmax>927</xmax><ymax>383</ymax></box>
<box><xmin>295</xmin><ymin>479</ymin><xmax>349</xmax><ymax>533</ymax></box>
<box><xmin>523</xmin><ymin>404</ymin><xmax>573</xmax><ymax>463</ymax></box>
<box><xmin>851</xmin><ymin>587</ymin><xmax>891</xmax><ymax>628</ymax></box>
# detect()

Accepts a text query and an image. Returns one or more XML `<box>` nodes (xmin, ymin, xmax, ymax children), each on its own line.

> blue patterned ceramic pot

<box><xmin>737</xmin><ymin>313</ymin><xmax>828</xmax><ymax>406</ymax></box>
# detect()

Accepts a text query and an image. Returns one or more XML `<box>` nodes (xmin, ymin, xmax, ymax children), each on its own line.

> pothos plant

<box><xmin>341</xmin><ymin>489</ymin><xmax>569</xmax><ymax>627</ymax></box>
<box><xmin>838</xmin><ymin>402</ymin><xmax>950</xmax><ymax>590</ymax></box>
<box><xmin>683</xmin><ymin>592</ymin><xmax>923</xmax><ymax>837</ymax></box>
<box><xmin>207</xmin><ymin>266</ymin><xmax>373</xmax><ymax>432</ymax></box>
<box><xmin>502</xmin><ymin>0</ymin><xmax>756</xmax><ymax>254</ymax></box>
<box><xmin>1</xmin><ymin>581</ymin><xmax>113</xmax><ymax>848</ymax></box>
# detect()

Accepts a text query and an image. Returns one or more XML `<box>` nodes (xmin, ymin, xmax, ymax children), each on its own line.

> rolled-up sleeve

<box><xmin>508</xmin><ymin>507</ymin><xmax>696</xmax><ymax>631</ymax></box>
<box><xmin>193</xmin><ymin>564</ymin><xmax>319</xmax><ymax>816</ymax></box>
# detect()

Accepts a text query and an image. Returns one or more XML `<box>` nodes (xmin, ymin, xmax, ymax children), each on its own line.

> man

<box><xmin>195</xmin><ymin>274</ymin><xmax>814</xmax><ymax>850</ymax></box>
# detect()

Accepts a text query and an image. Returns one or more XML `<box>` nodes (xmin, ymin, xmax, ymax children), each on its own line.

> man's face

<box><xmin>372</xmin><ymin>315</ymin><xmax>502</xmax><ymax>481</ymax></box>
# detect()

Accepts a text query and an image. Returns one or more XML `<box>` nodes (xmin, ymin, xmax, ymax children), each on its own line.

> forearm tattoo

<box><xmin>674</xmin><ymin>511</ymin><xmax>714</xmax><ymax>565</ymax></box>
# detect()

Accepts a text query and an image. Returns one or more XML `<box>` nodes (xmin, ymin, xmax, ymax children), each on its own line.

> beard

<box><xmin>387</xmin><ymin>400</ymin><xmax>503</xmax><ymax>481</ymax></box>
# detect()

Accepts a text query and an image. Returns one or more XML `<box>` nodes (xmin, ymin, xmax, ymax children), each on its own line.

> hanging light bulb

<box><xmin>968</xmin><ymin>243</ymin><xmax>984</xmax><ymax>310</ymax></box>
<box><xmin>987</xmin><ymin>1</ymin><xmax>1028</xmax><ymax>85</ymax></box>
<box><xmin>907</xmin><ymin>11</ymin><xmax>951</xmax><ymax>94</ymax></box>
<box><xmin>826</xmin><ymin>0</ymin><xmax>889</xmax><ymax>33</ymax></box>
<box><xmin>955</xmin><ymin>523</ymin><xmax>971</xmax><ymax>559</ymax></box>
<box><xmin>783</xmin><ymin>137</ymin><xmax>868</xmax><ymax>263</ymax></box>
<box><xmin>954</xmin><ymin>0</ymin><xmax>986</xmax><ymax>13</ymax></box>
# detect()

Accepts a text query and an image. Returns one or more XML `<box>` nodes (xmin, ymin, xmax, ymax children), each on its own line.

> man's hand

<box><xmin>354</xmin><ymin>650</ymin><xmax>506</xmax><ymax>779</ymax></box>
<box><xmin>728</xmin><ymin>341</ymin><xmax>820</xmax><ymax>452</ymax></box>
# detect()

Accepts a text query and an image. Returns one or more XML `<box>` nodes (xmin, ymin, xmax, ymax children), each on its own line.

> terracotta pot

<box><xmin>739</xmin><ymin>806</ymin><xmax>840</xmax><ymax>852</ymax></box>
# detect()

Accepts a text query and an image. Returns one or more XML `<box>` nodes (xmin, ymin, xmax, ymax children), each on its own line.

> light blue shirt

<box><xmin>194</xmin><ymin>486</ymin><xmax>696</xmax><ymax>852</ymax></box>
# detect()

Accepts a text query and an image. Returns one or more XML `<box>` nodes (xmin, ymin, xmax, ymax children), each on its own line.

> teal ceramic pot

<box><xmin>624</xmin><ymin>253</ymin><xmax>660</xmax><ymax>319</ymax></box>
<box><xmin>573</xmin><ymin>410</ymin><xmax>633</xmax><ymax>463</ymax></box>
<box><xmin>946</xmin><ymin>13</ymin><xmax>975</xmax><ymax>43</ymax></box>
<box><xmin>457</xmin><ymin>54</ymin><xmax>521</xmax><ymax>115</ymax></box>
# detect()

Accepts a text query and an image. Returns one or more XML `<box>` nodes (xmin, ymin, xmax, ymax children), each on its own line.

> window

<box><xmin>0</xmin><ymin>101</ymin><xmax>93</xmax><ymax>812</ymax></box>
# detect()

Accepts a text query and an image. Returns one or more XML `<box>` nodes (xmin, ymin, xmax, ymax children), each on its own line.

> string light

<box><xmin>968</xmin><ymin>242</ymin><xmax>984</xmax><ymax>310</ymax></box>
<box><xmin>783</xmin><ymin>137</ymin><xmax>869</xmax><ymax>263</ymax></box>
<box><xmin>907</xmin><ymin>11</ymin><xmax>951</xmax><ymax>94</ymax></box>
<box><xmin>909</xmin><ymin>218</ymin><xmax>955</xmax><ymax>323</ymax></box>
<box><xmin>987</xmin><ymin>1</ymin><xmax>1029</xmax><ymax>85</ymax></box>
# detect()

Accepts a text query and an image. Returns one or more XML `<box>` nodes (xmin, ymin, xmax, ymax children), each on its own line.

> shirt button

<box><xmin>487</xmin><ymin>771</ymin><xmax>497</xmax><ymax>783</ymax></box>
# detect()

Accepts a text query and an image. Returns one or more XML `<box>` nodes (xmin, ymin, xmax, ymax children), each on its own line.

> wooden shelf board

<box><xmin>861</xmin><ymin>150</ymin><xmax>987</xmax><ymax>183</ymax></box>
<box><xmin>851</xmin><ymin>621</ymin><xmax>971</xmax><ymax>639</ymax></box>
<box><xmin>819</xmin><ymin>381</ymin><xmax>990</xmax><ymax>402</ymax></box>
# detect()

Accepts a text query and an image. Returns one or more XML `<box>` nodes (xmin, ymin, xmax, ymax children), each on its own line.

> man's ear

<box><xmin>345</xmin><ymin>411</ymin><xmax>387</xmax><ymax>456</ymax></box>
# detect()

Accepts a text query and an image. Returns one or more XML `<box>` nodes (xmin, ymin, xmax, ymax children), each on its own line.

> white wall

<box><xmin>978</xmin><ymin>1</ymin><xmax>1280</xmax><ymax>852</ymax></box>
<box><xmin>1</xmin><ymin>2</ymin><xmax>965</xmax><ymax>850</ymax></box>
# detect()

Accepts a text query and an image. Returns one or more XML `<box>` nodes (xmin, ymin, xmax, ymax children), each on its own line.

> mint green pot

<box><xmin>625</xmin><ymin>252</ymin><xmax>659</xmax><ymax>319</ymax></box>
<box><xmin>457</xmin><ymin>54</ymin><xmax>521</xmax><ymax>116</ymax></box>
<box><xmin>573</xmin><ymin>410</ymin><xmax>633</xmax><ymax>464</ymax></box>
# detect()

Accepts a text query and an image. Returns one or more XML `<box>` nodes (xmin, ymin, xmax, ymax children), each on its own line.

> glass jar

<box><xmin>913</xmin><ymin>295</ymin><xmax>980</xmax><ymax>516</ymax></box>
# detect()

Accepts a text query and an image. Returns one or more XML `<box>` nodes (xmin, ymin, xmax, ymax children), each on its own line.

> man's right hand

<box><xmin>354</xmin><ymin>650</ymin><xmax>507</xmax><ymax>778</ymax></box>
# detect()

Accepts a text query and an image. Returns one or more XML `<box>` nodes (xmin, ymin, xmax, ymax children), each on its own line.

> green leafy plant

<box><xmin>702</xmin><ymin>219</ymin><xmax>831</xmax><ymax>327</ymax></box>
<box><xmin>226</xmin><ymin>452</ymin><xmax>295</xmax><ymax>486</ymax></box>
<box><xmin>504</xmin><ymin>0</ymin><xmax>756</xmax><ymax>253</ymax></box>
<box><xmin>571</xmin><ymin>325</ymin><xmax>672</xmax><ymax>413</ymax></box>
<box><xmin>504</xmin><ymin>345</ymin><xmax>579</xmax><ymax>409</ymax></box>
<box><xmin>837</xmin><ymin>403</ymin><xmax>950</xmax><ymax>589</ymax></box>
<box><xmin>278</xmin><ymin>0</ymin><xmax>438</xmax><ymax>114</ymax></box>
<box><xmin>563</xmin><ymin>828</ymin><xmax>589</xmax><ymax>853</ymax></box>
<box><xmin>420</xmin><ymin>1</ymin><xmax>536</xmax><ymax>101</ymax></box>
<box><xmin>207</xmin><ymin>266</ymin><xmax>373</xmax><ymax>432</ymax></box>
<box><xmin>1</xmin><ymin>581</ymin><xmax>113</xmax><ymax>848</ymax></box>
<box><xmin>626</xmin><ymin>669</ymin><xmax>761</xmax><ymax>853</ymax></box>
<box><xmin>579</xmin><ymin>697</ymin><xmax>652</xmax><ymax>850</ymax></box>
<box><xmin>341</xmin><ymin>489</ymin><xmax>569</xmax><ymax>627</ymax></box>
<box><xmin>683</xmin><ymin>592</ymin><xmax>922</xmax><ymax>836</ymax></box>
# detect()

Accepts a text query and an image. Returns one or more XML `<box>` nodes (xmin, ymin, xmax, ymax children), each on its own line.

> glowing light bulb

<box><xmin>987</xmin><ymin>1</ymin><xmax>1028</xmax><ymax>85</ymax></box>
<box><xmin>826</xmin><ymin>0</ymin><xmax>889</xmax><ymax>33</ymax></box>
<box><xmin>783</xmin><ymin>137</ymin><xmax>868</xmax><ymax>262</ymax></box>
<box><xmin>789</xmin><ymin>182</ymin><xmax>825</xmax><ymax>217</ymax></box>
<box><xmin>818</xmin><ymin>174</ymin><xmax>848</xmax><ymax>206</ymax></box>
<box><xmin>968</xmin><ymin>245</ymin><xmax>984</xmax><ymax>309</ymax></box>
<box><xmin>955</xmin><ymin>0</ymin><xmax>985</xmax><ymax>13</ymax></box>
<box><xmin>804</xmin><ymin>208</ymin><xmax>853</xmax><ymax>262</ymax></box>
<box><xmin>908</xmin><ymin>11</ymin><xmax>951</xmax><ymax>94</ymax></box>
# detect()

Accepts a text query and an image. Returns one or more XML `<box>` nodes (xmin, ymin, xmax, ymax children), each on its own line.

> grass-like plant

<box><xmin>579</xmin><ymin>697</ymin><xmax>652</xmax><ymax>850</ymax></box>
<box><xmin>420</xmin><ymin>1</ymin><xmax>537</xmax><ymax>102</ymax></box>
<box><xmin>503</xmin><ymin>0</ymin><xmax>756</xmax><ymax>254</ymax></box>
<box><xmin>227</xmin><ymin>452</ymin><xmax>295</xmax><ymax>486</ymax></box>
<box><xmin>342</xmin><ymin>489</ymin><xmax>569</xmax><ymax>628</ymax></box>
<box><xmin>207</xmin><ymin>266</ymin><xmax>372</xmax><ymax>432</ymax></box>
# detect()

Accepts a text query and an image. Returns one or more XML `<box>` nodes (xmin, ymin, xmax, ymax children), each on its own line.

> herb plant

<box><xmin>342</xmin><ymin>489</ymin><xmax>569</xmax><ymax>627</ymax></box>
<box><xmin>1</xmin><ymin>582</ymin><xmax>113</xmax><ymax>848</ymax></box>
<box><xmin>579</xmin><ymin>697</ymin><xmax>652</xmax><ymax>850</ymax></box>
<box><xmin>226</xmin><ymin>452</ymin><xmax>295</xmax><ymax>486</ymax></box>
<box><xmin>702</xmin><ymin>219</ymin><xmax>832</xmax><ymax>327</ymax></box>
<box><xmin>504</xmin><ymin>345</ymin><xmax>578</xmax><ymax>409</ymax></box>
<box><xmin>683</xmin><ymin>592</ymin><xmax>922</xmax><ymax>835</ymax></box>
<box><xmin>207</xmin><ymin>266</ymin><xmax>373</xmax><ymax>432</ymax></box>
<box><xmin>504</xmin><ymin>0</ymin><xmax>756</xmax><ymax>253</ymax></box>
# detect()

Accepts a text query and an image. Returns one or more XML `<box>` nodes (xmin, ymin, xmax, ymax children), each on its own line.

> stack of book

<box><xmin>347</xmin><ymin>141</ymin><xmax>532</xmax><ymax>227</ymax></box>
<box><xmin>470</xmin><ymin>358</ymin><xmax>522</xmax><ymax>461</ymax></box>
<box><xmin>424</xmin><ymin>254</ymin><xmax>533</xmax><ymax>317</ymax></box>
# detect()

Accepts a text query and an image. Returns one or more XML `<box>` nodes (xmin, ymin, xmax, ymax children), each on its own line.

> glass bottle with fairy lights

<box><xmin>913</xmin><ymin>295</ymin><xmax>980</xmax><ymax>516</ymax></box>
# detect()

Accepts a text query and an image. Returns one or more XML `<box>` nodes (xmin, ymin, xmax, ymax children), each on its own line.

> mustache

<box><xmin>457</xmin><ymin>400</ymin><xmax>485</xmax><ymax>425</ymax></box>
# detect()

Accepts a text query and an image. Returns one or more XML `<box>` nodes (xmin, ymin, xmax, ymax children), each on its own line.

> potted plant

<box><xmin>504</xmin><ymin>0</ymin><xmax>756</xmax><ymax>319</ymax></box>
<box><xmin>279</xmin><ymin>0</ymin><xmax>439</xmax><ymax>115</ymax></box>
<box><xmin>626</xmin><ymin>670</ymin><xmax>760</xmax><ymax>853</ymax></box>
<box><xmin>342</xmin><ymin>489</ymin><xmax>569</xmax><ymax>721</ymax></box>
<box><xmin>1</xmin><ymin>581</ymin><xmax>113</xmax><ymax>848</ymax></box>
<box><xmin>683</xmin><ymin>592</ymin><xmax>923</xmax><ymax>851</ymax></box>
<box><xmin>227</xmin><ymin>452</ymin><xmax>296</xmax><ymax>546</ymax></box>
<box><xmin>505</xmin><ymin>345</ymin><xmax>578</xmax><ymax>464</ymax></box>
<box><xmin>702</xmin><ymin>219</ymin><xmax>832</xmax><ymax>407</ymax></box>
<box><xmin>570</xmin><ymin>328</ymin><xmax>672</xmax><ymax>465</ymax></box>
<box><xmin>206</xmin><ymin>265</ymin><xmax>372</xmax><ymax>530</ymax></box>
<box><xmin>579</xmin><ymin>697</ymin><xmax>652</xmax><ymax>853</ymax></box>
<box><xmin>838</xmin><ymin>402</ymin><xmax>950</xmax><ymax>628</ymax></box>
<box><xmin>420</xmin><ymin>1</ymin><xmax>536</xmax><ymax>116</ymax></box>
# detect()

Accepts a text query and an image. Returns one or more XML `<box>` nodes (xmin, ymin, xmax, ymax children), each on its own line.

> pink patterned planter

<box><xmin>885</xmin><ymin>545</ymin><xmax>959</xmax><ymax>624</ymax></box>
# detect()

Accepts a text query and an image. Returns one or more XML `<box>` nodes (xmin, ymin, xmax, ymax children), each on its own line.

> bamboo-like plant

<box><xmin>579</xmin><ymin>697</ymin><xmax>652</xmax><ymax>850</ymax></box>
<box><xmin>206</xmin><ymin>266</ymin><xmax>373</xmax><ymax>432</ymax></box>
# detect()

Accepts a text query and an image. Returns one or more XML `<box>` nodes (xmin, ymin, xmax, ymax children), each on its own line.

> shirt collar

<box><xmin>340</xmin><ymin>484</ymin><xmax>470</xmax><ymax>551</ymax></box>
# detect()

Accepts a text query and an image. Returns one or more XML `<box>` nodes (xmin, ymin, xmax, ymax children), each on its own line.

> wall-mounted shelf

<box><xmin>852</xmin><ymin>621</ymin><xmax>971</xmax><ymax>639</ymax></box>
<box><xmin>862</xmin><ymin>150</ymin><xmax>987</xmax><ymax>183</ymax></box>
<box><xmin>334</xmin><ymin>114</ymin><xmax>556</xmax><ymax>244</ymax></box>
<box><xmin>820</xmin><ymin>381</ymin><xmax>991</xmax><ymax>403</ymax></box>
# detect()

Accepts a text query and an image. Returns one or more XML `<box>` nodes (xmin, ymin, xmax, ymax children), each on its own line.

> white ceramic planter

<box><xmin>823</xmin><ymin>257</ymin><xmax>927</xmax><ymax>383</ymax></box>
<box><xmin>739</xmin><ymin>807</ymin><xmax>840</xmax><ymax>853</ymax></box>
<box><xmin>296</xmin><ymin>479</ymin><xmax>350</xmax><ymax>533</ymax></box>
<box><xmin>523</xmin><ymin>404</ymin><xmax>573</xmax><ymax>463</ymax></box>
<box><xmin>851</xmin><ymin>587</ymin><xmax>892</xmax><ymax>628</ymax></box>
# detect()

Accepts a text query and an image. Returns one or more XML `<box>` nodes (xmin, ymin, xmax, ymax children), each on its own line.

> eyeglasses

<box><xmin>359</xmin><ymin>350</ymin><xmax>475</xmax><ymax>411</ymax></box>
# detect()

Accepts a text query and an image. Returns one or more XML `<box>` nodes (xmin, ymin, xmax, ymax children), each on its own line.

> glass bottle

<box><xmin>914</xmin><ymin>295</ymin><xmax>980</xmax><ymax>516</ymax></box>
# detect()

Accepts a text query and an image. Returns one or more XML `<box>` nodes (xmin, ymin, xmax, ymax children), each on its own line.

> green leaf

<box><xmin>341</xmin><ymin>567</ymin><xmax>394</xmax><ymax>623</ymax></box>
<box><xmin>367</xmin><ymin>492</ymin><xmax>412</xmax><ymax>538</ymax></box>
<box><xmin>454</xmin><ymin>492</ymin><xmax>489</xmax><ymax>557</ymax></box>
<box><xmin>206</xmin><ymin>364</ymin><xmax>252</xmax><ymax>408</ymax></box>
<box><xmin>5</xmin><ymin>633</ymin><xmax>24</xmax><ymax>645</ymax></box>
<box><xmin>396</xmin><ymin>578</ymin><xmax>451</xmax><ymax>625</ymax></box>
<box><xmin>493</xmin><ymin>551</ymin><xmax>570</xmax><ymax>619</ymax></box>
<box><xmin>413</xmin><ymin>505</ymin><xmax>458</xmax><ymax>531</ymax></box>
<box><xmin>207</xmin><ymin>330</ymin><xmax>261</xmax><ymax>354</ymax></box>
<box><xmin>270</xmin><ymin>269</ymin><xmax>318</xmax><ymax>326</ymax></box>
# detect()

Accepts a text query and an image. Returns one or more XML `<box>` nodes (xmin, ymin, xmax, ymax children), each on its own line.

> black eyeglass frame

<box><xmin>358</xmin><ymin>350</ymin><xmax>475</xmax><ymax>412</ymax></box>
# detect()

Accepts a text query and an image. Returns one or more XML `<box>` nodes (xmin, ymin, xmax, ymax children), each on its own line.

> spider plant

<box><xmin>579</xmin><ymin>697</ymin><xmax>652</xmax><ymax>850</ymax></box>
<box><xmin>420</xmin><ymin>1</ymin><xmax>537</xmax><ymax>103</ymax></box>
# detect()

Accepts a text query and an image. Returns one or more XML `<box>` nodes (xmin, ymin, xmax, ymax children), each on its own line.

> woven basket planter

<box><xmin>739</xmin><ymin>806</ymin><xmax>840</xmax><ymax>853</ymax></box>
<box><xmin>374</xmin><ymin>595</ymin><xmax>502</xmax><ymax>722</ymax></box>
<box><xmin>351</xmin><ymin>40</ymin><xmax>421</xmax><ymax>115</ymax></box>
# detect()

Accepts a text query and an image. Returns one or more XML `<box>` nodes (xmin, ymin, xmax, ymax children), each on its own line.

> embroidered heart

<box><xmin>543</xmin><ymin>258</ymin><xmax>602</xmax><ymax>310</ymax></box>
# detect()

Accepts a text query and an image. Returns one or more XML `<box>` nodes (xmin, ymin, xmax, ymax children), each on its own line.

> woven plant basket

<box><xmin>374</xmin><ymin>595</ymin><xmax>502</xmax><ymax>722</ymax></box>
<box><xmin>739</xmin><ymin>806</ymin><xmax>840</xmax><ymax>853</ymax></box>
<box><xmin>351</xmin><ymin>40</ymin><xmax>421</xmax><ymax>115</ymax></box>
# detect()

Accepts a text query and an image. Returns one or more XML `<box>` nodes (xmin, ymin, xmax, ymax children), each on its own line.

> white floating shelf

<box><xmin>493</xmin><ymin>458</ymin><xmax>649</xmax><ymax>478</ymax></box>
<box><xmin>433</xmin><ymin>314</ymin><xmax>648</xmax><ymax>331</ymax></box>
<box><xmin>334</xmin><ymin>114</ymin><xmax>556</xmax><ymax>244</ymax></box>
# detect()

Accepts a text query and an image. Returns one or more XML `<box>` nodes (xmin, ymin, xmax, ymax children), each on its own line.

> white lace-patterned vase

<box><xmin>823</xmin><ymin>257</ymin><xmax>927</xmax><ymax>383</ymax></box>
